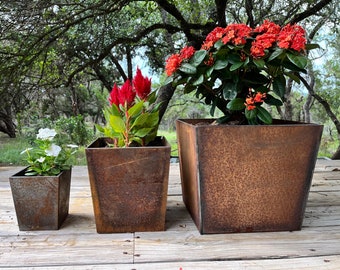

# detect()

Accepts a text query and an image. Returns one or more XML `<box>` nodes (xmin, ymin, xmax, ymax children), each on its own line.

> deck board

<box><xmin>0</xmin><ymin>161</ymin><xmax>340</xmax><ymax>269</ymax></box>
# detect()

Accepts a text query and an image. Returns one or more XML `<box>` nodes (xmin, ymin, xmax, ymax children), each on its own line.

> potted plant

<box><xmin>9</xmin><ymin>128</ymin><xmax>77</xmax><ymax>230</ymax></box>
<box><xmin>86</xmin><ymin>68</ymin><xmax>171</xmax><ymax>233</ymax></box>
<box><xmin>165</xmin><ymin>20</ymin><xmax>323</xmax><ymax>234</ymax></box>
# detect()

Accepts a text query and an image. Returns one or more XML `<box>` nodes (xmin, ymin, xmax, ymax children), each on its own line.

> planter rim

<box><xmin>10</xmin><ymin>167</ymin><xmax>71</xmax><ymax>178</ymax></box>
<box><xmin>86</xmin><ymin>136</ymin><xmax>171</xmax><ymax>149</ymax></box>
<box><xmin>177</xmin><ymin>118</ymin><xmax>323</xmax><ymax>128</ymax></box>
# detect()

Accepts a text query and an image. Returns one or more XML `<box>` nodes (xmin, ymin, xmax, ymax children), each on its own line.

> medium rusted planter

<box><xmin>9</xmin><ymin>168</ymin><xmax>71</xmax><ymax>231</ymax></box>
<box><xmin>85</xmin><ymin>137</ymin><xmax>170</xmax><ymax>233</ymax></box>
<box><xmin>176</xmin><ymin>119</ymin><xmax>323</xmax><ymax>234</ymax></box>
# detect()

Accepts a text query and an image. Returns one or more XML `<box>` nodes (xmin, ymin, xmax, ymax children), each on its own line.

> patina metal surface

<box><xmin>9</xmin><ymin>168</ymin><xmax>71</xmax><ymax>231</ymax></box>
<box><xmin>86</xmin><ymin>137</ymin><xmax>170</xmax><ymax>233</ymax></box>
<box><xmin>176</xmin><ymin>119</ymin><xmax>323</xmax><ymax>234</ymax></box>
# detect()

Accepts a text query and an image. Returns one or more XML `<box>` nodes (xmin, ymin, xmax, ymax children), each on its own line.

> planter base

<box><xmin>176</xmin><ymin>119</ymin><xmax>323</xmax><ymax>234</ymax></box>
<box><xmin>9</xmin><ymin>168</ymin><xmax>71</xmax><ymax>231</ymax></box>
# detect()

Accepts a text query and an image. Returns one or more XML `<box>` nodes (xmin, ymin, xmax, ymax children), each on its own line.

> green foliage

<box><xmin>97</xmin><ymin>98</ymin><xmax>159</xmax><ymax>147</ymax></box>
<box><xmin>55</xmin><ymin>115</ymin><xmax>93</xmax><ymax>146</ymax></box>
<box><xmin>167</xmin><ymin>22</ymin><xmax>314</xmax><ymax>125</ymax></box>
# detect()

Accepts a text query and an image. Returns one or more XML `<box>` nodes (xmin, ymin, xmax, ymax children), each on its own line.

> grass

<box><xmin>0</xmin><ymin>135</ymin><xmax>88</xmax><ymax>166</ymax></box>
<box><xmin>0</xmin><ymin>137</ymin><xmax>31</xmax><ymax>165</ymax></box>
<box><xmin>1</xmin><ymin>130</ymin><xmax>335</xmax><ymax>165</ymax></box>
<box><xmin>0</xmin><ymin>130</ymin><xmax>179</xmax><ymax>166</ymax></box>
<box><xmin>157</xmin><ymin>130</ymin><xmax>178</xmax><ymax>157</ymax></box>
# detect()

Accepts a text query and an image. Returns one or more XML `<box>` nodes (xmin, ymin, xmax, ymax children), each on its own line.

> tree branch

<box><xmin>289</xmin><ymin>0</ymin><xmax>333</xmax><ymax>24</ymax></box>
<box><xmin>297</xmin><ymin>73</ymin><xmax>340</xmax><ymax>135</ymax></box>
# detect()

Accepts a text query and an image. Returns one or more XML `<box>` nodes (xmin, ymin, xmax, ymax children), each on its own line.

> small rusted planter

<box><xmin>85</xmin><ymin>137</ymin><xmax>170</xmax><ymax>233</ymax></box>
<box><xmin>9</xmin><ymin>168</ymin><xmax>71</xmax><ymax>231</ymax></box>
<box><xmin>176</xmin><ymin>119</ymin><xmax>323</xmax><ymax>234</ymax></box>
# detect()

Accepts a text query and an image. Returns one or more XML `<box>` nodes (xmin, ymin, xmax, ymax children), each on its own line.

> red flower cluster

<box><xmin>201</xmin><ymin>27</ymin><xmax>225</xmax><ymax>50</ymax></box>
<box><xmin>109</xmin><ymin>68</ymin><xmax>151</xmax><ymax>109</ymax></box>
<box><xmin>277</xmin><ymin>24</ymin><xmax>306</xmax><ymax>51</ymax></box>
<box><xmin>165</xmin><ymin>46</ymin><xmax>196</xmax><ymax>76</ymax></box>
<box><xmin>251</xmin><ymin>20</ymin><xmax>306</xmax><ymax>58</ymax></box>
<box><xmin>133</xmin><ymin>68</ymin><xmax>151</xmax><ymax>100</ymax></box>
<box><xmin>251</xmin><ymin>20</ymin><xmax>281</xmax><ymax>58</ymax></box>
<box><xmin>201</xmin><ymin>24</ymin><xmax>252</xmax><ymax>50</ymax></box>
<box><xmin>165</xmin><ymin>21</ymin><xmax>307</xmax><ymax>73</ymax></box>
<box><xmin>245</xmin><ymin>90</ymin><xmax>267</xmax><ymax>111</ymax></box>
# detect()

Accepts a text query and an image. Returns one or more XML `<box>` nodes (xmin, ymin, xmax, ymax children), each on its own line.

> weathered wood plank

<box><xmin>0</xmin><ymin>233</ymin><xmax>134</xmax><ymax>267</ymax></box>
<box><xmin>0</xmin><ymin>255</ymin><xmax>339</xmax><ymax>269</ymax></box>
<box><xmin>134</xmin><ymin>226</ymin><xmax>340</xmax><ymax>263</ymax></box>
<box><xmin>0</xmin><ymin>161</ymin><xmax>340</xmax><ymax>269</ymax></box>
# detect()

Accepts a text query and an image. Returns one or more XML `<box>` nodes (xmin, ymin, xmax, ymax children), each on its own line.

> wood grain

<box><xmin>0</xmin><ymin>161</ymin><xmax>339</xmax><ymax>269</ymax></box>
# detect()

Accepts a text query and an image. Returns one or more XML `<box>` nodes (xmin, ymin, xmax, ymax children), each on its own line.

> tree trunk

<box><xmin>303</xmin><ymin>93</ymin><xmax>313</xmax><ymax>123</ymax></box>
<box><xmin>282</xmin><ymin>79</ymin><xmax>293</xmax><ymax>120</ymax></box>
<box><xmin>156</xmin><ymin>84</ymin><xmax>176</xmax><ymax>124</ymax></box>
<box><xmin>0</xmin><ymin>110</ymin><xmax>16</xmax><ymax>138</ymax></box>
<box><xmin>332</xmin><ymin>145</ymin><xmax>340</xmax><ymax>160</ymax></box>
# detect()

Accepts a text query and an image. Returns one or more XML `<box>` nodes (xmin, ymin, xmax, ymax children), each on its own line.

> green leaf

<box><xmin>179</xmin><ymin>63</ymin><xmax>196</xmax><ymax>74</ymax></box>
<box><xmin>268</xmin><ymin>48</ymin><xmax>284</xmax><ymax>61</ymax></box>
<box><xmin>287</xmin><ymin>53</ymin><xmax>307</xmax><ymax>69</ymax></box>
<box><xmin>257</xmin><ymin>106</ymin><xmax>273</xmax><ymax>124</ymax></box>
<box><xmin>214</xmin><ymin>40</ymin><xmax>224</xmax><ymax>50</ymax></box>
<box><xmin>110</xmin><ymin>104</ymin><xmax>121</xmax><ymax>116</ymax></box>
<box><xmin>227</xmin><ymin>98</ymin><xmax>246</xmax><ymax>111</ymax></box>
<box><xmin>272</xmin><ymin>75</ymin><xmax>286</xmax><ymax>99</ymax></box>
<box><xmin>163</xmin><ymin>75</ymin><xmax>174</xmax><ymax>85</ymax></box>
<box><xmin>132</xmin><ymin>113</ymin><xmax>148</xmax><ymax>127</ymax></box>
<box><xmin>214</xmin><ymin>59</ymin><xmax>229</xmax><ymax>70</ymax></box>
<box><xmin>253</xmin><ymin>58</ymin><xmax>265</xmax><ymax>68</ymax></box>
<box><xmin>265</xmin><ymin>94</ymin><xmax>283</xmax><ymax>106</ymax></box>
<box><xmin>192</xmin><ymin>74</ymin><xmax>204</xmax><ymax>86</ymax></box>
<box><xmin>245</xmin><ymin>108</ymin><xmax>257</xmax><ymax>120</ymax></box>
<box><xmin>222</xmin><ymin>83</ymin><xmax>237</xmax><ymax>100</ymax></box>
<box><xmin>285</xmin><ymin>71</ymin><xmax>301</xmax><ymax>83</ymax></box>
<box><xmin>243</xmin><ymin>72</ymin><xmax>269</xmax><ymax>86</ymax></box>
<box><xmin>134</xmin><ymin>128</ymin><xmax>154</xmax><ymax>137</ymax></box>
<box><xmin>109</xmin><ymin>115</ymin><xmax>126</xmax><ymax>133</ymax></box>
<box><xmin>230</xmin><ymin>61</ymin><xmax>244</xmax><ymax>71</ymax></box>
<box><xmin>190</xmin><ymin>50</ymin><xmax>207</xmax><ymax>66</ymax></box>
<box><xmin>128</xmin><ymin>100</ymin><xmax>144</xmax><ymax>117</ymax></box>
<box><xmin>95</xmin><ymin>124</ymin><xmax>105</xmax><ymax>133</ymax></box>
<box><xmin>206</xmin><ymin>66</ymin><xmax>214</xmax><ymax>77</ymax></box>
<box><xmin>305</xmin><ymin>43</ymin><xmax>320</xmax><ymax>50</ymax></box>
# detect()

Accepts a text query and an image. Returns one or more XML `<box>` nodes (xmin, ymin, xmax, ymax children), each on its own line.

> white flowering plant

<box><xmin>21</xmin><ymin>128</ymin><xmax>78</xmax><ymax>176</ymax></box>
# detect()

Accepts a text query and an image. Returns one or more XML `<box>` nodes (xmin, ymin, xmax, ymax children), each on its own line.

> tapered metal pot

<box><xmin>9</xmin><ymin>168</ymin><xmax>72</xmax><ymax>231</ymax></box>
<box><xmin>176</xmin><ymin>119</ymin><xmax>323</xmax><ymax>234</ymax></box>
<box><xmin>85</xmin><ymin>136</ymin><xmax>170</xmax><ymax>233</ymax></box>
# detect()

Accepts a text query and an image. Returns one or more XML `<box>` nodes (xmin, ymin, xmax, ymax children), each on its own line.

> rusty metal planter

<box><xmin>85</xmin><ymin>137</ymin><xmax>170</xmax><ymax>233</ymax></box>
<box><xmin>176</xmin><ymin>119</ymin><xmax>323</xmax><ymax>234</ymax></box>
<box><xmin>9</xmin><ymin>168</ymin><xmax>71</xmax><ymax>231</ymax></box>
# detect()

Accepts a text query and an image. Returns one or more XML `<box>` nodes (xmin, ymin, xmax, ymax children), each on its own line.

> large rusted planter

<box><xmin>9</xmin><ymin>168</ymin><xmax>71</xmax><ymax>231</ymax></box>
<box><xmin>176</xmin><ymin>119</ymin><xmax>323</xmax><ymax>234</ymax></box>
<box><xmin>85</xmin><ymin>137</ymin><xmax>170</xmax><ymax>233</ymax></box>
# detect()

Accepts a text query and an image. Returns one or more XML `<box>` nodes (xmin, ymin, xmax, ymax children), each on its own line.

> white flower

<box><xmin>37</xmin><ymin>157</ymin><xmax>45</xmax><ymax>163</ymax></box>
<box><xmin>20</xmin><ymin>148</ymin><xmax>33</xmax><ymax>155</ymax></box>
<box><xmin>37</xmin><ymin>128</ymin><xmax>57</xmax><ymax>140</ymax></box>
<box><xmin>45</xmin><ymin>144</ymin><xmax>62</xmax><ymax>157</ymax></box>
<box><xmin>67</xmin><ymin>144</ymin><xmax>78</xmax><ymax>148</ymax></box>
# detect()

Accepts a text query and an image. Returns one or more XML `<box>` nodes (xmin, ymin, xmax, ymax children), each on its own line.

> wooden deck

<box><xmin>1</xmin><ymin>160</ymin><xmax>340</xmax><ymax>269</ymax></box>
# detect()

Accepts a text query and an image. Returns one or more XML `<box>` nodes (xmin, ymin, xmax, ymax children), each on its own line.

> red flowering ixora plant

<box><xmin>165</xmin><ymin>20</ymin><xmax>318</xmax><ymax>125</ymax></box>
<box><xmin>97</xmin><ymin>68</ymin><xmax>160</xmax><ymax>147</ymax></box>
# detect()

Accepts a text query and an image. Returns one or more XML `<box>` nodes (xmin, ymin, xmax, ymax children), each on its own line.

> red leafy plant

<box><xmin>97</xmin><ymin>68</ymin><xmax>160</xmax><ymax>147</ymax></box>
<box><xmin>165</xmin><ymin>20</ymin><xmax>318</xmax><ymax>124</ymax></box>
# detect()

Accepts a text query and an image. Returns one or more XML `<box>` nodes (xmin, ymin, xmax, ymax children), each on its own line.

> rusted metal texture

<box><xmin>176</xmin><ymin>119</ymin><xmax>323</xmax><ymax>234</ymax></box>
<box><xmin>85</xmin><ymin>137</ymin><xmax>170</xmax><ymax>233</ymax></box>
<box><xmin>9</xmin><ymin>168</ymin><xmax>71</xmax><ymax>231</ymax></box>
